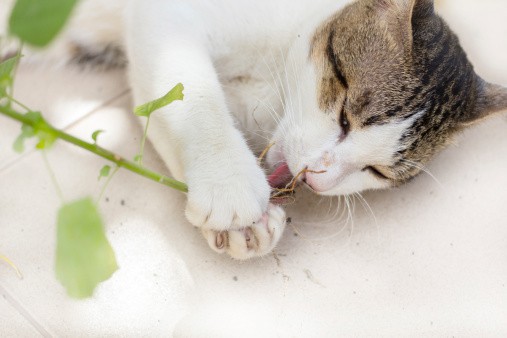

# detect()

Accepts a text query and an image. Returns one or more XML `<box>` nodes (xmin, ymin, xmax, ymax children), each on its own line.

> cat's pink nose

<box><xmin>304</xmin><ymin>174</ymin><xmax>317</xmax><ymax>191</ymax></box>
<box><xmin>304</xmin><ymin>170</ymin><xmax>327</xmax><ymax>193</ymax></box>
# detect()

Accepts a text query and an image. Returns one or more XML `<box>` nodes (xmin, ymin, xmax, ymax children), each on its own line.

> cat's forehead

<box><xmin>310</xmin><ymin>1</ymin><xmax>408</xmax><ymax>71</ymax></box>
<box><xmin>309</xmin><ymin>3</ymin><xmax>419</xmax><ymax>124</ymax></box>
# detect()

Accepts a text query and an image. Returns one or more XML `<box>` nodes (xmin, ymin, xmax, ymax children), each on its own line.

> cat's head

<box><xmin>267</xmin><ymin>0</ymin><xmax>507</xmax><ymax>195</ymax></box>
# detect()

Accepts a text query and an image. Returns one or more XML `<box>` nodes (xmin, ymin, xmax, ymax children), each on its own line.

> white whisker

<box><xmin>400</xmin><ymin>159</ymin><xmax>443</xmax><ymax>188</ymax></box>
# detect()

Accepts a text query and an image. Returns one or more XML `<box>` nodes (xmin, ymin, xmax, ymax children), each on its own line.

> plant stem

<box><xmin>0</xmin><ymin>254</ymin><xmax>23</xmax><ymax>279</ymax></box>
<box><xmin>96</xmin><ymin>165</ymin><xmax>119</xmax><ymax>204</ymax></box>
<box><xmin>0</xmin><ymin>105</ymin><xmax>189</xmax><ymax>193</ymax></box>
<box><xmin>137</xmin><ymin>116</ymin><xmax>150</xmax><ymax>166</ymax></box>
<box><xmin>42</xmin><ymin>150</ymin><xmax>65</xmax><ymax>203</ymax></box>
<box><xmin>5</xmin><ymin>93</ymin><xmax>31</xmax><ymax>112</ymax></box>
<box><xmin>9</xmin><ymin>43</ymin><xmax>24</xmax><ymax>102</ymax></box>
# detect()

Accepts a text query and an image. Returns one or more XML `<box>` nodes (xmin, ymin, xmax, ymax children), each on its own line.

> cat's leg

<box><xmin>125</xmin><ymin>1</ymin><xmax>286</xmax><ymax>259</ymax></box>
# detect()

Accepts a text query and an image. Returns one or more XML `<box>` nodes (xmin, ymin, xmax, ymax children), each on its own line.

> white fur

<box><xmin>28</xmin><ymin>0</ymin><xmax>420</xmax><ymax>259</ymax></box>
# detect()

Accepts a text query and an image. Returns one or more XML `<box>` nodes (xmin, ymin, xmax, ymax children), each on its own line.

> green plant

<box><xmin>0</xmin><ymin>0</ymin><xmax>187</xmax><ymax>298</ymax></box>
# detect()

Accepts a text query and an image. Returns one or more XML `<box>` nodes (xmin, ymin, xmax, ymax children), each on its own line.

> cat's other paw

<box><xmin>201</xmin><ymin>204</ymin><xmax>286</xmax><ymax>259</ymax></box>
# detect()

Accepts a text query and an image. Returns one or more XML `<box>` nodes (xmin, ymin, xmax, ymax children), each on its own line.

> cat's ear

<box><xmin>375</xmin><ymin>0</ymin><xmax>434</xmax><ymax>55</ymax></box>
<box><xmin>460</xmin><ymin>80</ymin><xmax>507</xmax><ymax>126</ymax></box>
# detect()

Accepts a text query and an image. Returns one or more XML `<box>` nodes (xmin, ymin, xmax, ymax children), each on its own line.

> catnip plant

<box><xmin>0</xmin><ymin>0</ymin><xmax>187</xmax><ymax>298</ymax></box>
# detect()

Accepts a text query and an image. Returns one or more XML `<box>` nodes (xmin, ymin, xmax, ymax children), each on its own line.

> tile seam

<box><xmin>0</xmin><ymin>283</ymin><xmax>53</xmax><ymax>338</ymax></box>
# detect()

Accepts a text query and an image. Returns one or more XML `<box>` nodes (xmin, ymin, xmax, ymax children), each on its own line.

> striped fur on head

<box><xmin>309</xmin><ymin>0</ymin><xmax>507</xmax><ymax>184</ymax></box>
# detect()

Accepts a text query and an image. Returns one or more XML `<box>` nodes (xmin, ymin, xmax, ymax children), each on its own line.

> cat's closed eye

<box><xmin>339</xmin><ymin>98</ymin><xmax>350</xmax><ymax>135</ymax></box>
<box><xmin>363</xmin><ymin>166</ymin><xmax>390</xmax><ymax>180</ymax></box>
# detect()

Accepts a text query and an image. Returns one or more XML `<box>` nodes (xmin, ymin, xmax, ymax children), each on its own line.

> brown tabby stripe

<box><xmin>393</xmin><ymin>13</ymin><xmax>478</xmax><ymax>179</ymax></box>
<box><xmin>326</xmin><ymin>30</ymin><xmax>349</xmax><ymax>90</ymax></box>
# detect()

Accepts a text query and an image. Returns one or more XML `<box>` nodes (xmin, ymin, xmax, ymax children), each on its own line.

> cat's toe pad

<box><xmin>202</xmin><ymin>204</ymin><xmax>286</xmax><ymax>259</ymax></box>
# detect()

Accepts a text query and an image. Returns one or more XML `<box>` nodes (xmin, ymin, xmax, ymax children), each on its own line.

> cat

<box><xmin>13</xmin><ymin>0</ymin><xmax>507</xmax><ymax>259</ymax></box>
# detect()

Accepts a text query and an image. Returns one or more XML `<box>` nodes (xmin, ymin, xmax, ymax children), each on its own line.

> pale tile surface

<box><xmin>0</xmin><ymin>65</ymin><xmax>128</xmax><ymax>171</ymax></box>
<box><xmin>0</xmin><ymin>290</ymin><xmax>41</xmax><ymax>337</ymax></box>
<box><xmin>1</xmin><ymin>1</ymin><xmax>507</xmax><ymax>336</ymax></box>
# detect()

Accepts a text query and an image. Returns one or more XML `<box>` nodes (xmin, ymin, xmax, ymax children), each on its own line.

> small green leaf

<box><xmin>56</xmin><ymin>197</ymin><xmax>118</xmax><ymax>299</ymax></box>
<box><xmin>91</xmin><ymin>130</ymin><xmax>104</xmax><ymax>144</ymax></box>
<box><xmin>0</xmin><ymin>56</ymin><xmax>18</xmax><ymax>77</ymax></box>
<box><xmin>98</xmin><ymin>165</ymin><xmax>111</xmax><ymax>180</ymax></box>
<box><xmin>12</xmin><ymin>111</ymin><xmax>57</xmax><ymax>152</ymax></box>
<box><xmin>133</xmin><ymin>154</ymin><xmax>142</xmax><ymax>164</ymax></box>
<box><xmin>12</xmin><ymin>123</ymin><xmax>35</xmax><ymax>153</ymax></box>
<box><xmin>134</xmin><ymin>83</ymin><xmax>184</xmax><ymax>117</ymax></box>
<box><xmin>12</xmin><ymin>135</ymin><xmax>25</xmax><ymax>153</ymax></box>
<box><xmin>35</xmin><ymin>130</ymin><xmax>57</xmax><ymax>150</ymax></box>
<box><xmin>9</xmin><ymin>0</ymin><xmax>79</xmax><ymax>47</ymax></box>
<box><xmin>0</xmin><ymin>55</ymin><xmax>20</xmax><ymax>96</ymax></box>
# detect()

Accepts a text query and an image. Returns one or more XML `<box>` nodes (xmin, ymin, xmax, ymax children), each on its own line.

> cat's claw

<box><xmin>202</xmin><ymin>204</ymin><xmax>286</xmax><ymax>260</ymax></box>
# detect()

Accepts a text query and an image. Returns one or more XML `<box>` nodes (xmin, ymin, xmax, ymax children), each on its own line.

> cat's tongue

<box><xmin>268</xmin><ymin>163</ymin><xmax>293</xmax><ymax>189</ymax></box>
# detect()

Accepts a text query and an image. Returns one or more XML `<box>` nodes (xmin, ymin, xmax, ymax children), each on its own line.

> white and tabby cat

<box><xmin>16</xmin><ymin>0</ymin><xmax>507</xmax><ymax>259</ymax></box>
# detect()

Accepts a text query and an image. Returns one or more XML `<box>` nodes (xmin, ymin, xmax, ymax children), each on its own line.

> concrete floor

<box><xmin>1</xmin><ymin>0</ymin><xmax>506</xmax><ymax>336</ymax></box>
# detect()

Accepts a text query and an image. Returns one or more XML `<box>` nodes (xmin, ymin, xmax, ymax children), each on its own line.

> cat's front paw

<box><xmin>201</xmin><ymin>204</ymin><xmax>286</xmax><ymax>259</ymax></box>
<box><xmin>184</xmin><ymin>159</ymin><xmax>270</xmax><ymax>231</ymax></box>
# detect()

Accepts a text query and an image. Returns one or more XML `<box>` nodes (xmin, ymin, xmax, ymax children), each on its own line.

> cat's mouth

<box><xmin>269</xmin><ymin>162</ymin><xmax>330</xmax><ymax>196</ymax></box>
<box><xmin>268</xmin><ymin>163</ymin><xmax>294</xmax><ymax>189</ymax></box>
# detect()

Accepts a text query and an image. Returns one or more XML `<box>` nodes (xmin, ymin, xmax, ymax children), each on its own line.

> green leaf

<box><xmin>31</xmin><ymin>113</ymin><xmax>57</xmax><ymax>150</ymax></box>
<box><xmin>12</xmin><ymin>123</ymin><xmax>35</xmax><ymax>153</ymax></box>
<box><xmin>134</xmin><ymin>83</ymin><xmax>184</xmax><ymax>117</ymax></box>
<box><xmin>91</xmin><ymin>130</ymin><xmax>104</xmax><ymax>144</ymax></box>
<box><xmin>24</xmin><ymin>111</ymin><xmax>43</xmax><ymax>124</ymax></box>
<box><xmin>8</xmin><ymin>0</ymin><xmax>79</xmax><ymax>47</ymax></box>
<box><xmin>55</xmin><ymin>197</ymin><xmax>118</xmax><ymax>299</ymax></box>
<box><xmin>13</xmin><ymin>119</ymin><xmax>38</xmax><ymax>153</ymax></box>
<box><xmin>98</xmin><ymin>165</ymin><xmax>111</xmax><ymax>180</ymax></box>
<box><xmin>0</xmin><ymin>55</ymin><xmax>20</xmax><ymax>97</ymax></box>
<box><xmin>0</xmin><ymin>56</ymin><xmax>18</xmax><ymax>77</ymax></box>
<box><xmin>133</xmin><ymin>154</ymin><xmax>142</xmax><ymax>164</ymax></box>
<box><xmin>12</xmin><ymin>111</ymin><xmax>57</xmax><ymax>152</ymax></box>
<box><xmin>35</xmin><ymin>129</ymin><xmax>57</xmax><ymax>150</ymax></box>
